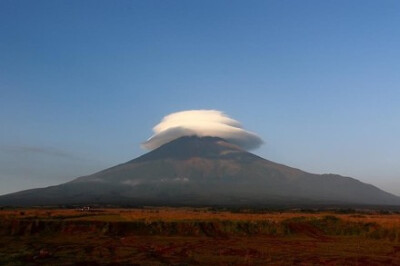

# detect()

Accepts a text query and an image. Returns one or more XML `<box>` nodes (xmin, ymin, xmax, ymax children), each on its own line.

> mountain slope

<box><xmin>0</xmin><ymin>136</ymin><xmax>399</xmax><ymax>207</ymax></box>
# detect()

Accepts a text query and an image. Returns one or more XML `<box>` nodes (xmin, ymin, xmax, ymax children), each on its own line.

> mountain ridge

<box><xmin>0</xmin><ymin>136</ymin><xmax>399</xmax><ymax>207</ymax></box>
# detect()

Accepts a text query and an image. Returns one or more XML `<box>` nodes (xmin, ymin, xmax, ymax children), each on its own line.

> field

<box><xmin>1</xmin><ymin>208</ymin><xmax>400</xmax><ymax>265</ymax></box>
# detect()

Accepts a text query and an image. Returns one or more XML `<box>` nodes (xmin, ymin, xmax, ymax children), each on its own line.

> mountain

<box><xmin>0</xmin><ymin>136</ymin><xmax>399</xmax><ymax>207</ymax></box>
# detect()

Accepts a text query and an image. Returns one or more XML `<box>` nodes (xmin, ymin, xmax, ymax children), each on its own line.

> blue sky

<box><xmin>1</xmin><ymin>0</ymin><xmax>400</xmax><ymax>195</ymax></box>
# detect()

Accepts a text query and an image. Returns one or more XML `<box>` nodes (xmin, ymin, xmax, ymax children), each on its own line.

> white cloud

<box><xmin>142</xmin><ymin>110</ymin><xmax>263</xmax><ymax>150</ymax></box>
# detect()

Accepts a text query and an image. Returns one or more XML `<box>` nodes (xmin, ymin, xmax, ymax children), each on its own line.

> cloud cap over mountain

<box><xmin>142</xmin><ymin>110</ymin><xmax>263</xmax><ymax>150</ymax></box>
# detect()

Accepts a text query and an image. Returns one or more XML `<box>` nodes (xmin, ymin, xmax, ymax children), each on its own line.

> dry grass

<box><xmin>1</xmin><ymin>208</ymin><xmax>400</xmax><ymax>265</ymax></box>
<box><xmin>4</xmin><ymin>207</ymin><xmax>400</xmax><ymax>223</ymax></box>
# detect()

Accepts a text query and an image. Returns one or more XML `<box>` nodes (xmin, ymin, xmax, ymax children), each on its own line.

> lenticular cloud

<box><xmin>142</xmin><ymin>110</ymin><xmax>263</xmax><ymax>150</ymax></box>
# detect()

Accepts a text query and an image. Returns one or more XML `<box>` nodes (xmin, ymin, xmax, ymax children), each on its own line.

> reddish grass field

<box><xmin>1</xmin><ymin>208</ymin><xmax>400</xmax><ymax>265</ymax></box>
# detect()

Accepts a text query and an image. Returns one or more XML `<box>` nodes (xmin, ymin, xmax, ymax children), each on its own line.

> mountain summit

<box><xmin>0</xmin><ymin>136</ymin><xmax>399</xmax><ymax>207</ymax></box>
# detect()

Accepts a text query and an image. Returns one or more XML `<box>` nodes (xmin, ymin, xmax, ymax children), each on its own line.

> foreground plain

<box><xmin>1</xmin><ymin>208</ymin><xmax>400</xmax><ymax>265</ymax></box>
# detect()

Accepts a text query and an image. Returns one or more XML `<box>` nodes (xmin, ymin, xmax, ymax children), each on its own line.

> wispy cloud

<box><xmin>0</xmin><ymin>145</ymin><xmax>80</xmax><ymax>160</ymax></box>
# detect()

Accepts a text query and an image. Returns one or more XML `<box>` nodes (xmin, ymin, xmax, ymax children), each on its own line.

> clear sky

<box><xmin>1</xmin><ymin>0</ymin><xmax>400</xmax><ymax>196</ymax></box>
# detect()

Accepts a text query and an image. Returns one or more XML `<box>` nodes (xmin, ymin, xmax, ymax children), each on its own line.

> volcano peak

<box><xmin>134</xmin><ymin>136</ymin><xmax>244</xmax><ymax>162</ymax></box>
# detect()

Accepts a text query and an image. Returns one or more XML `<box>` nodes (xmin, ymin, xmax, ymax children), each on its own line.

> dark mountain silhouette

<box><xmin>0</xmin><ymin>136</ymin><xmax>399</xmax><ymax>207</ymax></box>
